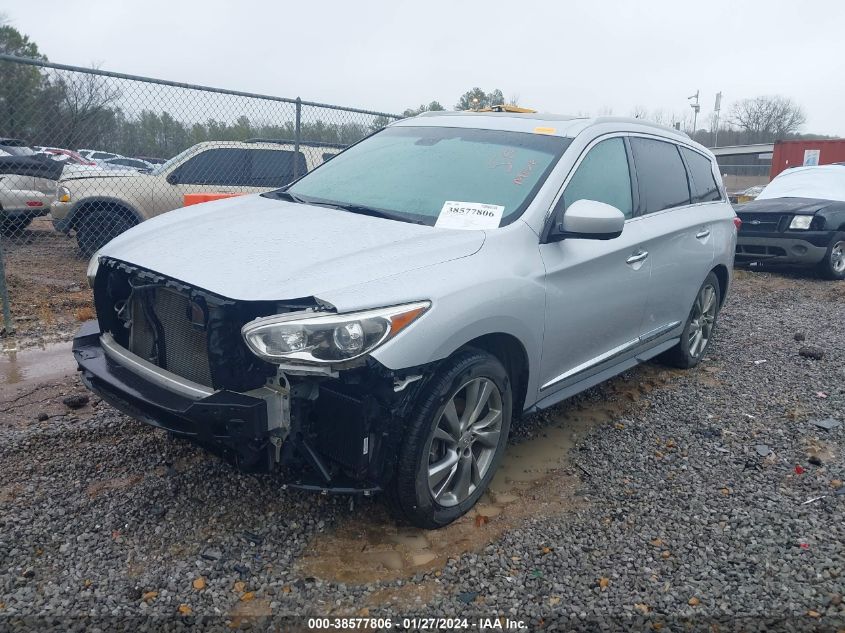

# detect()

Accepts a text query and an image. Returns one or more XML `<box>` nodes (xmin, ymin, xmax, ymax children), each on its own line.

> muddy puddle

<box><xmin>298</xmin><ymin>365</ymin><xmax>680</xmax><ymax>586</ymax></box>
<box><xmin>0</xmin><ymin>340</ymin><xmax>76</xmax><ymax>395</ymax></box>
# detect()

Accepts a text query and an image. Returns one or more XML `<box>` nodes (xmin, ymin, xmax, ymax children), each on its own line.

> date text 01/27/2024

<box><xmin>306</xmin><ymin>617</ymin><xmax>528</xmax><ymax>630</ymax></box>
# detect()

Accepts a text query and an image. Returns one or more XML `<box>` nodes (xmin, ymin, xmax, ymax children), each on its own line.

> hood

<box><xmin>61</xmin><ymin>166</ymin><xmax>149</xmax><ymax>181</ymax></box>
<box><xmin>100</xmin><ymin>194</ymin><xmax>486</xmax><ymax>302</ymax></box>
<box><xmin>735</xmin><ymin>197</ymin><xmax>835</xmax><ymax>216</ymax></box>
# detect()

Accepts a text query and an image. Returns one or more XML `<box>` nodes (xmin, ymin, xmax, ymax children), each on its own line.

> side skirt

<box><xmin>526</xmin><ymin>338</ymin><xmax>679</xmax><ymax>413</ymax></box>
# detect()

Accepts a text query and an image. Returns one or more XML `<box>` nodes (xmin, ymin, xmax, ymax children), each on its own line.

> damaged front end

<box><xmin>73</xmin><ymin>257</ymin><xmax>432</xmax><ymax>493</ymax></box>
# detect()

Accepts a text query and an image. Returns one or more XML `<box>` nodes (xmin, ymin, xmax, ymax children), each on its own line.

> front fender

<box><xmin>59</xmin><ymin>196</ymin><xmax>144</xmax><ymax>230</ymax></box>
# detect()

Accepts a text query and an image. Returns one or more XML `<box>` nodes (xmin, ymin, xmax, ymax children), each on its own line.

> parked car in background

<box><xmin>0</xmin><ymin>138</ymin><xmax>36</xmax><ymax>157</ymax></box>
<box><xmin>36</xmin><ymin>148</ymin><xmax>96</xmax><ymax>166</ymax></box>
<box><xmin>729</xmin><ymin>184</ymin><xmax>765</xmax><ymax>205</ymax></box>
<box><xmin>735</xmin><ymin>165</ymin><xmax>845</xmax><ymax>279</ymax></box>
<box><xmin>53</xmin><ymin>139</ymin><xmax>344</xmax><ymax>255</ymax></box>
<box><xmin>75</xmin><ymin>112</ymin><xmax>736</xmax><ymax>527</ymax></box>
<box><xmin>0</xmin><ymin>154</ymin><xmax>65</xmax><ymax>235</ymax></box>
<box><xmin>77</xmin><ymin>149</ymin><xmax>122</xmax><ymax>161</ymax></box>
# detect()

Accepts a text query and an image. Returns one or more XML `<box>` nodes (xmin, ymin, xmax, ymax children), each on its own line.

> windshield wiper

<box><xmin>270</xmin><ymin>190</ymin><xmax>309</xmax><ymax>204</ymax></box>
<box><xmin>312</xmin><ymin>201</ymin><xmax>426</xmax><ymax>224</ymax></box>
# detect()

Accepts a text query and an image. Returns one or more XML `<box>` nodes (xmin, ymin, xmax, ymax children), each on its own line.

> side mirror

<box><xmin>166</xmin><ymin>170</ymin><xmax>179</xmax><ymax>185</ymax></box>
<box><xmin>547</xmin><ymin>199</ymin><xmax>625</xmax><ymax>242</ymax></box>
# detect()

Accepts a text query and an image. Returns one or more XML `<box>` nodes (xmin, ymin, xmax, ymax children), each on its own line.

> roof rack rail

<box><xmin>245</xmin><ymin>138</ymin><xmax>349</xmax><ymax>149</ymax></box>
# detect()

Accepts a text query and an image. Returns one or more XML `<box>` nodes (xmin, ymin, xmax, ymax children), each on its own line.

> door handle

<box><xmin>696</xmin><ymin>228</ymin><xmax>711</xmax><ymax>239</ymax></box>
<box><xmin>626</xmin><ymin>250</ymin><xmax>649</xmax><ymax>265</ymax></box>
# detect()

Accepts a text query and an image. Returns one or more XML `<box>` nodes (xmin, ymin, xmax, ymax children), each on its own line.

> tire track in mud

<box><xmin>296</xmin><ymin>365</ymin><xmax>684</xmax><ymax>589</ymax></box>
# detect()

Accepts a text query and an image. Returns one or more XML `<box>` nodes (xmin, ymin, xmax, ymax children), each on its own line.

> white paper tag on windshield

<box><xmin>435</xmin><ymin>201</ymin><xmax>505</xmax><ymax>230</ymax></box>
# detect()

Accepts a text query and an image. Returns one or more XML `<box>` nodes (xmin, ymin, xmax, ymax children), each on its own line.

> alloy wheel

<box><xmin>688</xmin><ymin>283</ymin><xmax>717</xmax><ymax>358</ymax></box>
<box><xmin>427</xmin><ymin>377</ymin><xmax>503</xmax><ymax>507</ymax></box>
<box><xmin>830</xmin><ymin>241</ymin><xmax>845</xmax><ymax>274</ymax></box>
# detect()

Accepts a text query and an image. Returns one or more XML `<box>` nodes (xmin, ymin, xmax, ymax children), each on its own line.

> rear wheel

<box><xmin>0</xmin><ymin>216</ymin><xmax>33</xmax><ymax>237</ymax></box>
<box><xmin>661</xmin><ymin>271</ymin><xmax>721</xmax><ymax>369</ymax></box>
<box><xmin>76</xmin><ymin>207</ymin><xmax>137</xmax><ymax>257</ymax></box>
<box><xmin>387</xmin><ymin>349</ymin><xmax>512</xmax><ymax>529</ymax></box>
<box><xmin>816</xmin><ymin>232</ymin><xmax>845</xmax><ymax>280</ymax></box>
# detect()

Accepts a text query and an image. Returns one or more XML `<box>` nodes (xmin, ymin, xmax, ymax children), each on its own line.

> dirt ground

<box><xmin>1</xmin><ymin>217</ymin><xmax>92</xmax><ymax>345</ymax></box>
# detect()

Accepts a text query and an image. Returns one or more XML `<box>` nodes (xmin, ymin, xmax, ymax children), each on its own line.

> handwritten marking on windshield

<box><xmin>513</xmin><ymin>160</ymin><xmax>537</xmax><ymax>186</ymax></box>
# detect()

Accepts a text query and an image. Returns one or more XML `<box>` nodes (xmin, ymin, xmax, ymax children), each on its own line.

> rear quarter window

<box><xmin>249</xmin><ymin>149</ymin><xmax>307</xmax><ymax>187</ymax></box>
<box><xmin>631</xmin><ymin>137</ymin><xmax>691</xmax><ymax>214</ymax></box>
<box><xmin>680</xmin><ymin>147</ymin><xmax>722</xmax><ymax>203</ymax></box>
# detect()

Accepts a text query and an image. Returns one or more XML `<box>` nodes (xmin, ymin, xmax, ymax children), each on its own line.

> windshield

<box><xmin>150</xmin><ymin>146</ymin><xmax>196</xmax><ymax>175</ymax></box>
<box><xmin>757</xmin><ymin>166</ymin><xmax>845</xmax><ymax>203</ymax></box>
<box><xmin>284</xmin><ymin>126</ymin><xmax>571</xmax><ymax>227</ymax></box>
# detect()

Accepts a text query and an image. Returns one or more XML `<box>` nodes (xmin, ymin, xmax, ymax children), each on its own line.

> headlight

<box><xmin>57</xmin><ymin>185</ymin><xmax>71</xmax><ymax>203</ymax></box>
<box><xmin>86</xmin><ymin>249</ymin><xmax>101</xmax><ymax>287</ymax></box>
<box><xmin>242</xmin><ymin>301</ymin><xmax>430</xmax><ymax>364</ymax></box>
<box><xmin>789</xmin><ymin>215</ymin><xmax>813</xmax><ymax>230</ymax></box>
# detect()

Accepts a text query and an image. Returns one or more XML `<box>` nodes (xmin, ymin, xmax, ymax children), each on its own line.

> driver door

<box><xmin>537</xmin><ymin>135</ymin><xmax>652</xmax><ymax>399</ymax></box>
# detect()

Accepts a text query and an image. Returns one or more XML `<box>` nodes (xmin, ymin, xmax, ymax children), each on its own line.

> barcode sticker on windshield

<box><xmin>435</xmin><ymin>201</ymin><xmax>505</xmax><ymax>230</ymax></box>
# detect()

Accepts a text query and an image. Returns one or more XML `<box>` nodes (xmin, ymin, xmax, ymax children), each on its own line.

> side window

<box><xmin>680</xmin><ymin>147</ymin><xmax>721</xmax><ymax>203</ymax></box>
<box><xmin>249</xmin><ymin>149</ymin><xmax>307</xmax><ymax>187</ymax></box>
<box><xmin>561</xmin><ymin>137</ymin><xmax>633</xmax><ymax>219</ymax></box>
<box><xmin>175</xmin><ymin>149</ymin><xmax>248</xmax><ymax>186</ymax></box>
<box><xmin>630</xmin><ymin>138</ymin><xmax>691</xmax><ymax>214</ymax></box>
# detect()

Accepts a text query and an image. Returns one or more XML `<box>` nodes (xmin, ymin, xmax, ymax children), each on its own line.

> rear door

<box><xmin>538</xmin><ymin>135</ymin><xmax>652</xmax><ymax>397</ymax></box>
<box><xmin>248</xmin><ymin>149</ymin><xmax>307</xmax><ymax>188</ymax></box>
<box><xmin>629</xmin><ymin>137</ymin><xmax>717</xmax><ymax>341</ymax></box>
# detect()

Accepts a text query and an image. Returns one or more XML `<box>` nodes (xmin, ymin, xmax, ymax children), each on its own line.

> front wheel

<box><xmin>387</xmin><ymin>349</ymin><xmax>512</xmax><ymax>529</ymax></box>
<box><xmin>816</xmin><ymin>232</ymin><xmax>845</xmax><ymax>280</ymax></box>
<box><xmin>76</xmin><ymin>209</ymin><xmax>136</xmax><ymax>257</ymax></box>
<box><xmin>661</xmin><ymin>271</ymin><xmax>721</xmax><ymax>369</ymax></box>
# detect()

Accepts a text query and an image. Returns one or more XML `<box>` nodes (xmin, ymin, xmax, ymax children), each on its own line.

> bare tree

<box><xmin>55</xmin><ymin>67</ymin><xmax>122</xmax><ymax>146</ymax></box>
<box><xmin>507</xmin><ymin>93</ymin><xmax>521</xmax><ymax>107</ymax></box>
<box><xmin>631</xmin><ymin>105</ymin><xmax>648</xmax><ymax>119</ymax></box>
<box><xmin>729</xmin><ymin>95</ymin><xmax>806</xmax><ymax>143</ymax></box>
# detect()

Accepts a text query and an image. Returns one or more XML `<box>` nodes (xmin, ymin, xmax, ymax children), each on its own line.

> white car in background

<box><xmin>77</xmin><ymin>149</ymin><xmax>122</xmax><ymax>162</ymax></box>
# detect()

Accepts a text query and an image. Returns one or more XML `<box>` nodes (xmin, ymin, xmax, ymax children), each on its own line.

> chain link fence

<box><xmin>0</xmin><ymin>54</ymin><xmax>401</xmax><ymax>340</ymax></box>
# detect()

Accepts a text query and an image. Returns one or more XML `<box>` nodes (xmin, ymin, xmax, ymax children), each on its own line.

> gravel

<box><xmin>1</xmin><ymin>269</ymin><xmax>844</xmax><ymax>631</ymax></box>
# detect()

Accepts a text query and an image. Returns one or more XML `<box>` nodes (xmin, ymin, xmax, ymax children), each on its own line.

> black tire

<box><xmin>387</xmin><ymin>349</ymin><xmax>512</xmax><ymax>529</ymax></box>
<box><xmin>816</xmin><ymin>232</ymin><xmax>845</xmax><ymax>280</ymax></box>
<box><xmin>661</xmin><ymin>271</ymin><xmax>721</xmax><ymax>369</ymax></box>
<box><xmin>0</xmin><ymin>216</ymin><xmax>33</xmax><ymax>237</ymax></box>
<box><xmin>76</xmin><ymin>208</ymin><xmax>136</xmax><ymax>257</ymax></box>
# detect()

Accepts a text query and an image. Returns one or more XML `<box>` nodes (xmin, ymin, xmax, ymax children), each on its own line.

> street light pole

<box><xmin>688</xmin><ymin>90</ymin><xmax>700</xmax><ymax>139</ymax></box>
<box><xmin>713</xmin><ymin>92</ymin><xmax>723</xmax><ymax>148</ymax></box>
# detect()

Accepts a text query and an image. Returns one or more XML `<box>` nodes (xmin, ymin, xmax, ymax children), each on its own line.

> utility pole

<box><xmin>712</xmin><ymin>92</ymin><xmax>723</xmax><ymax>148</ymax></box>
<box><xmin>688</xmin><ymin>90</ymin><xmax>700</xmax><ymax>140</ymax></box>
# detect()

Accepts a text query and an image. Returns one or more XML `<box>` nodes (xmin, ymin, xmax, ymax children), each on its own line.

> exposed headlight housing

<box><xmin>86</xmin><ymin>249</ymin><xmax>101</xmax><ymax>287</ymax></box>
<box><xmin>57</xmin><ymin>185</ymin><xmax>71</xmax><ymax>203</ymax></box>
<box><xmin>242</xmin><ymin>301</ymin><xmax>430</xmax><ymax>365</ymax></box>
<box><xmin>789</xmin><ymin>215</ymin><xmax>813</xmax><ymax>230</ymax></box>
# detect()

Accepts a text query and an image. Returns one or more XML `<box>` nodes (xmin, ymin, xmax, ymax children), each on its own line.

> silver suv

<box><xmin>74</xmin><ymin>112</ymin><xmax>737</xmax><ymax>528</ymax></box>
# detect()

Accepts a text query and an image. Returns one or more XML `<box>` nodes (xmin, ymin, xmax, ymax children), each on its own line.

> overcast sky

<box><xmin>4</xmin><ymin>0</ymin><xmax>845</xmax><ymax>136</ymax></box>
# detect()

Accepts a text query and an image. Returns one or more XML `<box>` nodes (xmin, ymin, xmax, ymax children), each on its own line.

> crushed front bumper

<box><xmin>73</xmin><ymin>320</ymin><xmax>275</xmax><ymax>471</ymax></box>
<box><xmin>735</xmin><ymin>231</ymin><xmax>830</xmax><ymax>265</ymax></box>
<box><xmin>73</xmin><ymin>320</ymin><xmax>413</xmax><ymax>493</ymax></box>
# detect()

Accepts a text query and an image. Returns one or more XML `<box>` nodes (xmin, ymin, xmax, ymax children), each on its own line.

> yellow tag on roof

<box><xmin>533</xmin><ymin>126</ymin><xmax>556</xmax><ymax>135</ymax></box>
<box><xmin>476</xmin><ymin>105</ymin><xmax>538</xmax><ymax>113</ymax></box>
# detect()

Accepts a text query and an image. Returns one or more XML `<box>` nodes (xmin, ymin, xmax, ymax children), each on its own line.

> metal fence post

<box><xmin>294</xmin><ymin>97</ymin><xmax>302</xmax><ymax>180</ymax></box>
<box><xmin>0</xmin><ymin>243</ymin><xmax>14</xmax><ymax>336</ymax></box>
